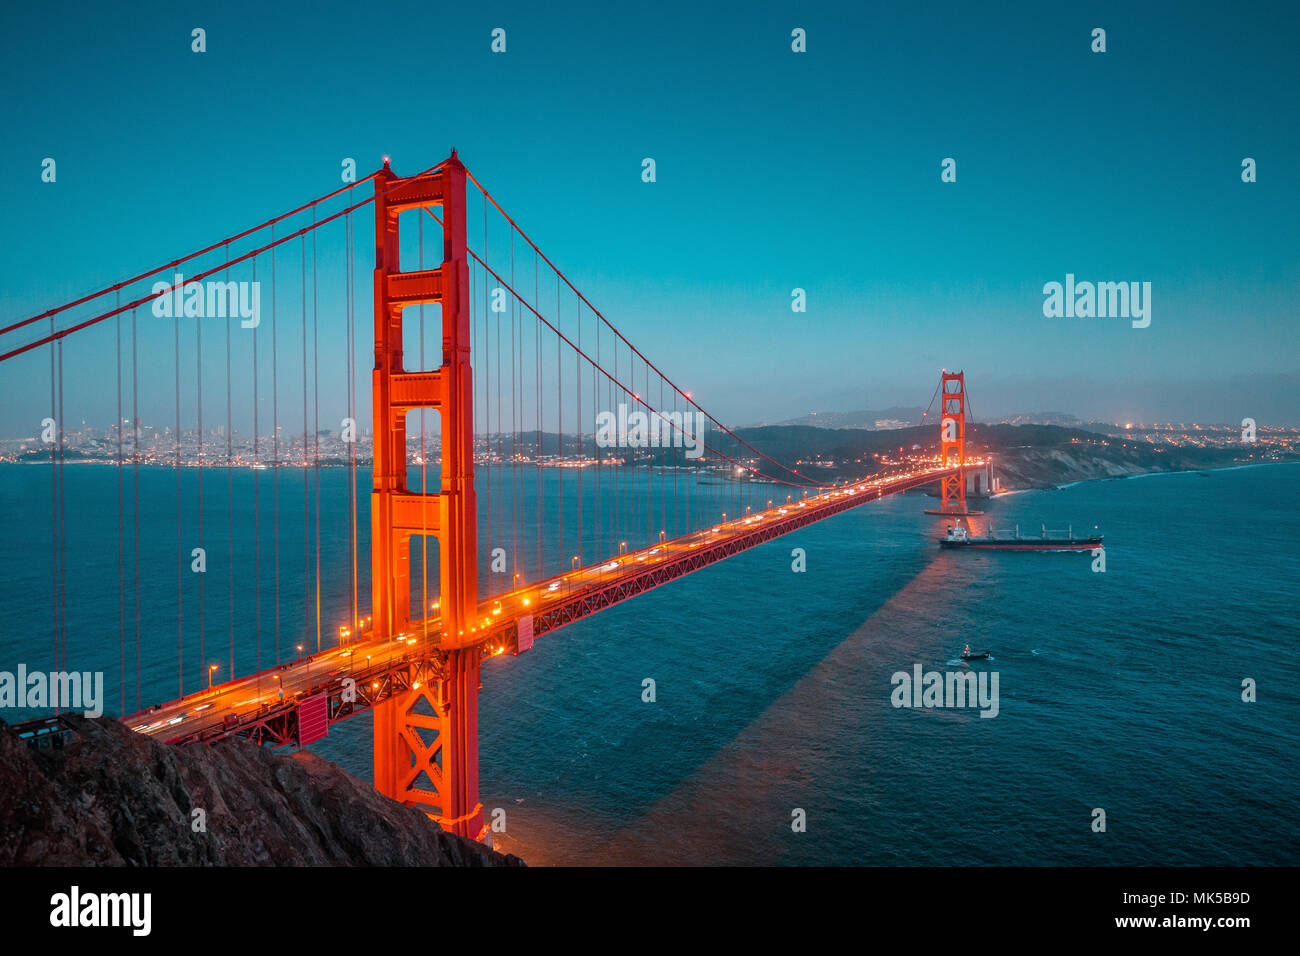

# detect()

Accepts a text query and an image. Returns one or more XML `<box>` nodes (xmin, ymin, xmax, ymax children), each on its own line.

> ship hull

<box><xmin>940</xmin><ymin>538</ymin><xmax>1102</xmax><ymax>551</ymax></box>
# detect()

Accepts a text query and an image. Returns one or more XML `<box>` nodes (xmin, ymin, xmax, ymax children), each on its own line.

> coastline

<box><xmin>1046</xmin><ymin>457</ymin><xmax>1300</xmax><ymax>492</ymax></box>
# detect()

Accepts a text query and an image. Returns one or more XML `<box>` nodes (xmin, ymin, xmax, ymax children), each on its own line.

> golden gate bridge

<box><xmin>0</xmin><ymin>152</ymin><xmax>981</xmax><ymax>843</ymax></box>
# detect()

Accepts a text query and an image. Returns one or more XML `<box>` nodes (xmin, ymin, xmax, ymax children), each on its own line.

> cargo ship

<box><xmin>940</xmin><ymin>522</ymin><xmax>1102</xmax><ymax>551</ymax></box>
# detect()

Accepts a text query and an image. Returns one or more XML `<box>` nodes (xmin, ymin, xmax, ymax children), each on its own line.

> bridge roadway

<box><xmin>123</xmin><ymin>464</ymin><xmax>966</xmax><ymax>746</ymax></box>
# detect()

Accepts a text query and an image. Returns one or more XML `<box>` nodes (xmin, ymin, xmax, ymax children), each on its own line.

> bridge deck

<box><xmin>123</xmin><ymin>465</ymin><xmax>964</xmax><ymax>746</ymax></box>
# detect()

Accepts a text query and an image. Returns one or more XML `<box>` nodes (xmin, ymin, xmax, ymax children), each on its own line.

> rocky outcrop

<box><xmin>991</xmin><ymin>446</ymin><xmax>1172</xmax><ymax>488</ymax></box>
<box><xmin>0</xmin><ymin>715</ymin><xmax>522</xmax><ymax>867</ymax></box>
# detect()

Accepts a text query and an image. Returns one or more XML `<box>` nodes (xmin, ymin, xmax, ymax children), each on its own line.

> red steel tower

<box><xmin>927</xmin><ymin>369</ymin><xmax>981</xmax><ymax>516</ymax></box>
<box><xmin>370</xmin><ymin>152</ymin><xmax>485</xmax><ymax>841</ymax></box>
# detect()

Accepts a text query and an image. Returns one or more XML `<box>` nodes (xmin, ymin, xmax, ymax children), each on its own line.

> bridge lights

<box><xmin>208</xmin><ymin>664</ymin><xmax>218</xmax><ymax>689</ymax></box>
<box><xmin>659</xmin><ymin>530</ymin><xmax>666</xmax><ymax>542</ymax></box>
<box><xmin>619</xmin><ymin>541</ymin><xmax>628</xmax><ymax>555</ymax></box>
<box><xmin>571</xmin><ymin>555</ymin><xmax>580</xmax><ymax>570</ymax></box>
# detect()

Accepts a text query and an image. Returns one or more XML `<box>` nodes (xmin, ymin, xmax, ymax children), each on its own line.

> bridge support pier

<box><xmin>370</xmin><ymin>152</ymin><xmax>486</xmax><ymax>841</ymax></box>
<box><xmin>372</xmin><ymin>649</ymin><xmax>483</xmax><ymax>841</ymax></box>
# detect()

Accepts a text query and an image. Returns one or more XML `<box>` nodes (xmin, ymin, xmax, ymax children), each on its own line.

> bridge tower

<box><xmin>939</xmin><ymin>371</ymin><xmax>967</xmax><ymax>514</ymax></box>
<box><xmin>370</xmin><ymin>152</ymin><xmax>485</xmax><ymax>842</ymax></box>
<box><xmin>926</xmin><ymin>370</ymin><xmax>982</xmax><ymax>516</ymax></box>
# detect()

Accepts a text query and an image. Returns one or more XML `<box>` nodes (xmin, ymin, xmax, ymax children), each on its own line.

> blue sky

<box><xmin>1</xmin><ymin>0</ymin><xmax>1297</xmax><ymax>429</ymax></box>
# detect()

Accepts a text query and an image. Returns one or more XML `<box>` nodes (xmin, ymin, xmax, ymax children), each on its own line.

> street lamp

<box><xmin>207</xmin><ymin>664</ymin><xmax>219</xmax><ymax>689</ymax></box>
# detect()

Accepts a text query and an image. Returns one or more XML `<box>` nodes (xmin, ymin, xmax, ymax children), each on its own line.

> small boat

<box><xmin>940</xmin><ymin>522</ymin><xmax>1102</xmax><ymax>551</ymax></box>
<box><xmin>960</xmin><ymin>650</ymin><xmax>991</xmax><ymax>661</ymax></box>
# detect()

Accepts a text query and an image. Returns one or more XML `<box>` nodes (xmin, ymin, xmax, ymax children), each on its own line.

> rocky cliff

<box><xmin>0</xmin><ymin>715</ymin><xmax>523</xmax><ymax>867</ymax></box>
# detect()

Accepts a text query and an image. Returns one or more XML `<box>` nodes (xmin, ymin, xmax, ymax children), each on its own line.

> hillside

<box><xmin>716</xmin><ymin>423</ymin><xmax>1292</xmax><ymax>488</ymax></box>
<box><xmin>0</xmin><ymin>715</ymin><xmax>523</xmax><ymax>867</ymax></box>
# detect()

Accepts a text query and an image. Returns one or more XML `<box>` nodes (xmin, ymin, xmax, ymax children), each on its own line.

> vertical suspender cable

<box><xmin>116</xmin><ymin>291</ymin><xmax>125</xmax><ymax>712</ymax></box>
<box><xmin>132</xmin><ymin>307</ymin><xmax>140</xmax><ymax>710</ymax></box>
<box><xmin>197</xmin><ymin>265</ymin><xmax>204</xmax><ymax>685</ymax></box>
<box><xmin>484</xmin><ymin>197</ymin><xmax>492</xmax><ymax>584</ymax></box>
<box><xmin>575</xmin><ymin>301</ymin><xmax>581</xmax><ymax>565</ymax></box>
<box><xmin>225</xmin><ymin>244</ymin><xmax>234</xmax><ymax>679</ymax></box>
<box><xmin>301</xmin><ymin>232</ymin><xmax>309</xmax><ymax>655</ymax></box>
<box><xmin>57</xmin><ymin>338</ymin><xmax>66</xmax><ymax>697</ymax></box>
<box><xmin>49</xmin><ymin>322</ymin><xmax>57</xmax><ymax>679</ymax></box>
<box><xmin>535</xmin><ymin>251</ymin><xmax>541</xmax><ymax>581</ymax></box>
<box><xmin>510</xmin><ymin>232</ymin><xmax>517</xmax><ymax>582</ymax></box>
<box><xmin>313</xmin><ymin>209</ymin><xmax>321</xmax><ymax>652</ymax></box>
<box><xmin>593</xmin><ymin>302</ymin><xmax>600</xmax><ymax>563</ymax></box>
<box><xmin>557</xmin><ymin>281</ymin><xmax>562</xmax><ymax>568</ymax></box>
<box><xmin>175</xmin><ymin>280</ymin><xmax>182</xmax><ymax>697</ymax></box>
<box><xmin>253</xmin><ymin>256</ymin><xmax>261</xmax><ymax>678</ymax></box>
<box><xmin>271</xmin><ymin>227</ymin><xmax>282</xmax><ymax>666</ymax></box>
<box><xmin>496</xmin><ymin>238</ymin><xmax>503</xmax><ymax>582</ymax></box>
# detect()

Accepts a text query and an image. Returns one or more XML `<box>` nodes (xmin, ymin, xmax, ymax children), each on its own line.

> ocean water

<box><xmin>2</xmin><ymin>461</ymin><xmax>1297</xmax><ymax>865</ymax></box>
